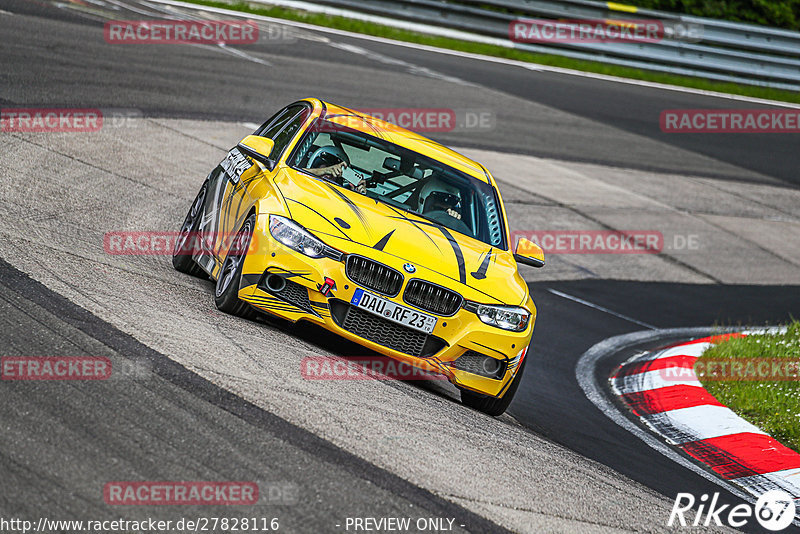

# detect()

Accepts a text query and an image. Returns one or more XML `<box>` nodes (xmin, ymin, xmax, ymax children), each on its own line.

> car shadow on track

<box><xmin>233</xmin><ymin>287</ymin><xmax>466</xmax><ymax>406</ymax></box>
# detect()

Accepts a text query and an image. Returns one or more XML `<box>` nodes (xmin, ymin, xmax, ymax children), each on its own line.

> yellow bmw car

<box><xmin>172</xmin><ymin>98</ymin><xmax>545</xmax><ymax>416</ymax></box>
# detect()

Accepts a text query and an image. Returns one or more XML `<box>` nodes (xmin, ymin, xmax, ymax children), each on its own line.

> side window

<box><xmin>255</xmin><ymin>105</ymin><xmax>299</xmax><ymax>138</ymax></box>
<box><xmin>270</xmin><ymin>107</ymin><xmax>310</xmax><ymax>160</ymax></box>
<box><xmin>254</xmin><ymin>104</ymin><xmax>310</xmax><ymax>161</ymax></box>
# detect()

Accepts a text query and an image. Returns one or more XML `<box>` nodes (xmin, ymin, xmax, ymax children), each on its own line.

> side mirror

<box><xmin>238</xmin><ymin>135</ymin><xmax>276</xmax><ymax>168</ymax></box>
<box><xmin>514</xmin><ymin>238</ymin><xmax>545</xmax><ymax>268</ymax></box>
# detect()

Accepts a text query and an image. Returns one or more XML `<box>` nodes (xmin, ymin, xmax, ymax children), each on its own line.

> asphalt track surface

<box><xmin>3</xmin><ymin>0</ymin><xmax>800</xmax><ymax>532</ymax></box>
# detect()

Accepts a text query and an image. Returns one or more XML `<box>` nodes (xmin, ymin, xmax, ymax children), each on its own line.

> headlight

<box><xmin>269</xmin><ymin>215</ymin><xmax>327</xmax><ymax>258</ymax></box>
<box><xmin>471</xmin><ymin>303</ymin><xmax>530</xmax><ymax>332</ymax></box>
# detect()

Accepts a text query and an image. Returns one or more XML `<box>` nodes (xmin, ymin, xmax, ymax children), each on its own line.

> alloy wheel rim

<box><xmin>174</xmin><ymin>188</ymin><xmax>205</xmax><ymax>255</ymax></box>
<box><xmin>215</xmin><ymin>220</ymin><xmax>251</xmax><ymax>298</ymax></box>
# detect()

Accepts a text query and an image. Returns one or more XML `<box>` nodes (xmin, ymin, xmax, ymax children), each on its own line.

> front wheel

<box><xmin>459</xmin><ymin>356</ymin><xmax>527</xmax><ymax>416</ymax></box>
<box><xmin>172</xmin><ymin>182</ymin><xmax>208</xmax><ymax>278</ymax></box>
<box><xmin>214</xmin><ymin>213</ymin><xmax>258</xmax><ymax>319</ymax></box>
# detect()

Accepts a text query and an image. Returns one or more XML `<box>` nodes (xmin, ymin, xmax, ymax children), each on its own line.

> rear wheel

<box><xmin>172</xmin><ymin>183</ymin><xmax>208</xmax><ymax>278</ymax></box>
<box><xmin>214</xmin><ymin>213</ymin><xmax>258</xmax><ymax>319</ymax></box>
<box><xmin>460</xmin><ymin>356</ymin><xmax>527</xmax><ymax>416</ymax></box>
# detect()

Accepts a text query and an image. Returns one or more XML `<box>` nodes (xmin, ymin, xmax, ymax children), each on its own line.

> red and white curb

<box><xmin>610</xmin><ymin>333</ymin><xmax>800</xmax><ymax>503</ymax></box>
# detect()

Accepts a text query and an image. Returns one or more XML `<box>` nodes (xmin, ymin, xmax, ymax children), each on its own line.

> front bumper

<box><xmin>238</xmin><ymin>214</ymin><xmax>534</xmax><ymax>398</ymax></box>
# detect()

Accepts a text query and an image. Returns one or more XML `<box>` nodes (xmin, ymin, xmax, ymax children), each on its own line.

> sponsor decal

<box><xmin>317</xmin><ymin>277</ymin><xmax>336</xmax><ymax>297</ymax></box>
<box><xmin>220</xmin><ymin>148</ymin><xmax>253</xmax><ymax>184</ymax></box>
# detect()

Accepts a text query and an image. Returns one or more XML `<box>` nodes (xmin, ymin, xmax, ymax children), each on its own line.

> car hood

<box><xmin>272</xmin><ymin>170</ymin><xmax>526</xmax><ymax>305</ymax></box>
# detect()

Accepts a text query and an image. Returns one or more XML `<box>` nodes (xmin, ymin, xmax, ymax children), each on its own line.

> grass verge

<box><xmin>181</xmin><ymin>0</ymin><xmax>800</xmax><ymax>104</ymax></box>
<box><xmin>698</xmin><ymin>322</ymin><xmax>800</xmax><ymax>452</ymax></box>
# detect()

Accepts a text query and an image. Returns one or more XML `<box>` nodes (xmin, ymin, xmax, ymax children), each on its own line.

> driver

<box><xmin>303</xmin><ymin>145</ymin><xmax>368</xmax><ymax>193</ymax></box>
<box><xmin>418</xmin><ymin>178</ymin><xmax>462</xmax><ymax>221</ymax></box>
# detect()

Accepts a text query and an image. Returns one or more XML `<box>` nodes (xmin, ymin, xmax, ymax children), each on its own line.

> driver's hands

<box><xmin>343</xmin><ymin>178</ymin><xmax>368</xmax><ymax>194</ymax></box>
<box><xmin>306</xmin><ymin>162</ymin><xmax>347</xmax><ymax>178</ymax></box>
<box><xmin>327</xmin><ymin>162</ymin><xmax>347</xmax><ymax>179</ymax></box>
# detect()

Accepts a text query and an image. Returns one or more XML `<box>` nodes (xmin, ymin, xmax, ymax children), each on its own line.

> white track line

<box><xmin>147</xmin><ymin>0</ymin><xmax>800</xmax><ymax>109</ymax></box>
<box><xmin>547</xmin><ymin>288</ymin><xmax>657</xmax><ymax>329</ymax></box>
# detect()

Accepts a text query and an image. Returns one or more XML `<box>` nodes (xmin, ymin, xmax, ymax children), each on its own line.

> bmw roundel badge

<box><xmin>403</xmin><ymin>263</ymin><xmax>416</xmax><ymax>273</ymax></box>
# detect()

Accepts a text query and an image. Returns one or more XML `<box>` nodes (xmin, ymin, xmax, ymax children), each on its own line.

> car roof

<box><xmin>313</xmin><ymin>100</ymin><xmax>493</xmax><ymax>184</ymax></box>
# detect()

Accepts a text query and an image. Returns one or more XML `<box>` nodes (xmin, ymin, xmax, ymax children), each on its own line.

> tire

<box><xmin>172</xmin><ymin>183</ymin><xmax>208</xmax><ymax>278</ymax></box>
<box><xmin>214</xmin><ymin>213</ymin><xmax>258</xmax><ymax>319</ymax></box>
<box><xmin>460</xmin><ymin>356</ymin><xmax>527</xmax><ymax>416</ymax></box>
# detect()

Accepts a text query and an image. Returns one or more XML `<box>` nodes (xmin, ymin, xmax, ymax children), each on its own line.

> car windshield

<box><xmin>288</xmin><ymin>118</ymin><xmax>506</xmax><ymax>248</ymax></box>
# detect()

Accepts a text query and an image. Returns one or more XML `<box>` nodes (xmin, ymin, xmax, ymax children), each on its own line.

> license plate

<box><xmin>350</xmin><ymin>288</ymin><xmax>437</xmax><ymax>334</ymax></box>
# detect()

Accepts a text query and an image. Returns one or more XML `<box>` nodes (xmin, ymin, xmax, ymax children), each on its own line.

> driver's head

<box><xmin>308</xmin><ymin>146</ymin><xmax>349</xmax><ymax>169</ymax></box>
<box><xmin>419</xmin><ymin>177</ymin><xmax>461</xmax><ymax>218</ymax></box>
